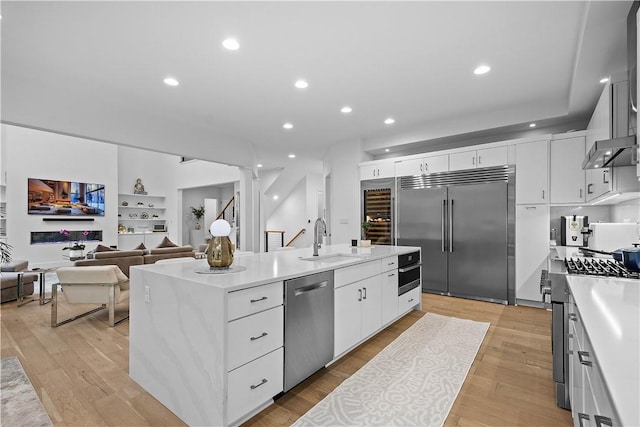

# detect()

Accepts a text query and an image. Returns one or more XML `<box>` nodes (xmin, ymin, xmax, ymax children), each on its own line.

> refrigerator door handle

<box><xmin>441</xmin><ymin>199</ymin><xmax>446</xmax><ymax>252</ymax></box>
<box><xmin>449</xmin><ymin>199</ymin><xmax>454</xmax><ymax>253</ymax></box>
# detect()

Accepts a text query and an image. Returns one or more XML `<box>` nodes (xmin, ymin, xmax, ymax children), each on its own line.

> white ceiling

<box><xmin>0</xmin><ymin>1</ymin><xmax>632</xmax><ymax>168</ymax></box>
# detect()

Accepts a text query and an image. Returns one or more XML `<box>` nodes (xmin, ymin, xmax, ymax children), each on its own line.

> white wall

<box><xmin>3</xmin><ymin>124</ymin><xmax>118</xmax><ymax>264</ymax></box>
<box><xmin>266</xmin><ymin>178</ymin><xmax>308</xmax><ymax>249</ymax></box>
<box><xmin>323</xmin><ymin>139</ymin><xmax>364</xmax><ymax>245</ymax></box>
<box><xmin>610</xmin><ymin>198</ymin><xmax>640</xmax><ymax>224</ymax></box>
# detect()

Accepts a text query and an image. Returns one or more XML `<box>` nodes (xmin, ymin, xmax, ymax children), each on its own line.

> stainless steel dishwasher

<box><xmin>284</xmin><ymin>270</ymin><xmax>334</xmax><ymax>392</ymax></box>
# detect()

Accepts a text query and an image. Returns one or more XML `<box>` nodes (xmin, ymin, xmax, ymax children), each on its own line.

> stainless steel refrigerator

<box><xmin>397</xmin><ymin>166</ymin><xmax>515</xmax><ymax>304</ymax></box>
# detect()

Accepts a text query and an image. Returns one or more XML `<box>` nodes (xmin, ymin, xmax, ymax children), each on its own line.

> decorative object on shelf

<box><xmin>140</xmin><ymin>212</ymin><xmax>149</xmax><ymax>219</ymax></box>
<box><xmin>137</xmin><ymin>202</ymin><xmax>144</xmax><ymax>206</ymax></box>
<box><xmin>148</xmin><ymin>203</ymin><xmax>154</xmax><ymax>207</ymax></box>
<box><xmin>190</xmin><ymin>205</ymin><xmax>205</xmax><ymax>230</ymax></box>
<box><xmin>121</xmin><ymin>201</ymin><xmax>128</xmax><ymax>206</ymax></box>
<box><xmin>207</xmin><ymin>219</ymin><xmax>234</xmax><ymax>269</ymax></box>
<box><xmin>118</xmin><ymin>224</ymin><xmax>127</xmax><ymax>234</ymax></box>
<box><xmin>152</xmin><ymin>214</ymin><xmax>159</xmax><ymax>218</ymax></box>
<box><xmin>60</xmin><ymin>229</ymin><xmax>88</xmax><ymax>258</ymax></box>
<box><xmin>133</xmin><ymin>178</ymin><xmax>147</xmax><ymax>195</ymax></box>
<box><xmin>127</xmin><ymin>227</ymin><xmax>135</xmax><ymax>233</ymax></box>
<box><xmin>129</xmin><ymin>213</ymin><xmax>138</xmax><ymax>218</ymax></box>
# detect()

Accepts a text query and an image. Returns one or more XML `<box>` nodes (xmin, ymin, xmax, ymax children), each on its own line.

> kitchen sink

<box><xmin>299</xmin><ymin>253</ymin><xmax>362</xmax><ymax>263</ymax></box>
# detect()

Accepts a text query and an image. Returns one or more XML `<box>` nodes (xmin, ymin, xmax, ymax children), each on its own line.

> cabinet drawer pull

<box><xmin>250</xmin><ymin>296</ymin><xmax>268</xmax><ymax>303</ymax></box>
<box><xmin>603</xmin><ymin>169</ymin><xmax>609</xmax><ymax>184</ymax></box>
<box><xmin>578</xmin><ymin>413</ymin><xmax>590</xmax><ymax>427</ymax></box>
<box><xmin>250</xmin><ymin>332</ymin><xmax>268</xmax><ymax>341</ymax></box>
<box><xmin>579</xmin><ymin>189</ymin><xmax>583</xmax><ymax>198</ymax></box>
<box><xmin>587</xmin><ymin>183</ymin><xmax>593</xmax><ymax>194</ymax></box>
<box><xmin>478</xmin><ymin>155</ymin><xmax>482</xmax><ymax>164</ymax></box>
<box><xmin>362</xmin><ymin>287</ymin><xmax>367</xmax><ymax>300</ymax></box>
<box><xmin>578</xmin><ymin>351</ymin><xmax>592</xmax><ymax>366</ymax></box>
<box><xmin>358</xmin><ymin>289</ymin><xmax>362</xmax><ymax>302</ymax></box>
<box><xmin>388</xmin><ymin>273</ymin><xmax>395</xmax><ymax>277</ymax></box>
<box><xmin>387</xmin><ymin>262</ymin><xmax>395</xmax><ymax>266</ymax></box>
<box><xmin>542</xmin><ymin>190</ymin><xmax>545</xmax><ymax>200</ymax></box>
<box><xmin>568</xmin><ymin>313</ymin><xmax>577</xmax><ymax>321</ymax></box>
<box><xmin>250</xmin><ymin>378</ymin><xmax>268</xmax><ymax>390</ymax></box>
<box><xmin>408</xmin><ymin>298</ymin><xmax>414</xmax><ymax>303</ymax></box>
<box><xmin>595</xmin><ymin>415</ymin><xmax>613</xmax><ymax>427</ymax></box>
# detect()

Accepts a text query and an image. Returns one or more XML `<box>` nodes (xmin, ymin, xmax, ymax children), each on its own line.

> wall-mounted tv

<box><xmin>28</xmin><ymin>178</ymin><xmax>105</xmax><ymax>216</ymax></box>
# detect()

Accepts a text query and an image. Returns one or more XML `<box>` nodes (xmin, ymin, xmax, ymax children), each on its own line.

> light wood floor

<box><xmin>1</xmin><ymin>292</ymin><xmax>572</xmax><ymax>426</ymax></box>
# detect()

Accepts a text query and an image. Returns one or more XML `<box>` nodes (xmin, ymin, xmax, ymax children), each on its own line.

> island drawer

<box><xmin>398</xmin><ymin>286</ymin><xmax>421</xmax><ymax>314</ymax></box>
<box><xmin>335</xmin><ymin>261</ymin><xmax>380</xmax><ymax>288</ymax></box>
<box><xmin>227</xmin><ymin>306</ymin><xmax>284</xmax><ymax>371</ymax></box>
<box><xmin>228</xmin><ymin>281</ymin><xmax>283</xmax><ymax>321</ymax></box>
<box><xmin>227</xmin><ymin>347</ymin><xmax>284</xmax><ymax>424</ymax></box>
<box><xmin>380</xmin><ymin>256</ymin><xmax>398</xmax><ymax>273</ymax></box>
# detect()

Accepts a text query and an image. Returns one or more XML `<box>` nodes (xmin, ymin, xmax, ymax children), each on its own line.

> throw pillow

<box><xmin>95</xmin><ymin>244</ymin><xmax>117</xmax><ymax>252</ymax></box>
<box><xmin>157</xmin><ymin>236</ymin><xmax>178</xmax><ymax>248</ymax></box>
<box><xmin>133</xmin><ymin>242</ymin><xmax>146</xmax><ymax>250</ymax></box>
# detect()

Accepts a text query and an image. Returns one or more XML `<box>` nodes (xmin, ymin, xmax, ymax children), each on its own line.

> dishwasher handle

<box><xmin>294</xmin><ymin>281</ymin><xmax>328</xmax><ymax>296</ymax></box>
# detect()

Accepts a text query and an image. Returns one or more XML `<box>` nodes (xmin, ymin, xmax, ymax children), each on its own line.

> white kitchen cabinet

<box><xmin>394</xmin><ymin>154</ymin><xmax>448</xmax><ymax>176</ymax></box>
<box><xmin>550</xmin><ymin>136</ymin><xmax>586</xmax><ymax>204</ymax></box>
<box><xmin>398</xmin><ymin>287</ymin><xmax>421</xmax><ymax>314</ymax></box>
<box><xmin>360</xmin><ymin>161</ymin><xmax>394</xmax><ymax>180</ymax></box>
<box><xmin>449</xmin><ymin>146</ymin><xmax>508</xmax><ymax>171</ymax></box>
<box><xmin>381</xmin><ymin>268</ymin><xmax>398</xmax><ymax>325</ymax></box>
<box><xmin>515</xmin><ymin>204</ymin><xmax>549</xmax><ymax>303</ymax></box>
<box><xmin>334</xmin><ymin>274</ymin><xmax>382</xmax><ymax>357</ymax></box>
<box><xmin>515</xmin><ymin>140</ymin><xmax>549</xmax><ymax>204</ymax></box>
<box><xmin>568</xmin><ymin>299</ymin><xmax>620</xmax><ymax>427</ymax></box>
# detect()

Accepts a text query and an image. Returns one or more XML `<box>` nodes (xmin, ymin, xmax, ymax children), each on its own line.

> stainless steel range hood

<box><xmin>582</xmin><ymin>135</ymin><xmax>637</xmax><ymax>169</ymax></box>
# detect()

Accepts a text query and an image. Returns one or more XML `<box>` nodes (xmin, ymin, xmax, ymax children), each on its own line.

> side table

<box><xmin>17</xmin><ymin>268</ymin><xmax>56</xmax><ymax>307</ymax></box>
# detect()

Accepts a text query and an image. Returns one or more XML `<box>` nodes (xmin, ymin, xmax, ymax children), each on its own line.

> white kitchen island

<box><xmin>128</xmin><ymin>244</ymin><xmax>421</xmax><ymax>426</ymax></box>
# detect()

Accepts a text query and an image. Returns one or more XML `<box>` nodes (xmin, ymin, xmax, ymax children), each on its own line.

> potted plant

<box><xmin>0</xmin><ymin>241</ymin><xmax>12</xmax><ymax>264</ymax></box>
<box><xmin>190</xmin><ymin>206</ymin><xmax>205</xmax><ymax>230</ymax></box>
<box><xmin>60</xmin><ymin>229</ymin><xmax>89</xmax><ymax>258</ymax></box>
<box><xmin>361</xmin><ymin>220</ymin><xmax>374</xmax><ymax>247</ymax></box>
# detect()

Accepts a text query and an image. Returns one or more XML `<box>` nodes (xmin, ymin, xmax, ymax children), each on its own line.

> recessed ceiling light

<box><xmin>294</xmin><ymin>80</ymin><xmax>308</xmax><ymax>89</ymax></box>
<box><xmin>384</xmin><ymin>118</ymin><xmax>395</xmax><ymax>125</ymax></box>
<box><xmin>385</xmin><ymin>148</ymin><xmax>390</xmax><ymax>152</ymax></box>
<box><xmin>283</xmin><ymin>123</ymin><xmax>293</xmax><ymax>130</ymax></box>
<box><xmin>474</xmin><ymin>65</ymin><xmax>491</xmax><ymax>75</ymax></box>
<box><xmin>341</xmin><ymin>106</ymin><xmax>352</xmax><ymax>114</ymax></box>
<box><xmin>222</xmin><ymin>38</ymin><xmax>240</xmax><ymax>51</ymax></box>
<box><xmin>273</xmin><ymin>195</ymin><xmax>279</xmax><ymax>200</ymax></box>
<box><xmin>163</xmin><ymin>77</ymin><xmax>179</xmax><ymax>86</ymax></box>
<box><xmin>529</xmin><ymin>123</ymin><xmax>536</xmax><ymax>128</ymax></box>
<box><xmin>288</xmin><ymin>154</ymin><xmax>296</xmax><ymax>158</ymax></box>
<box><xmin>257</xmin><ymin>164</ymin><xmax>263</xmax><ymax>168</ymax></box>
<box><xmin>605</xmin><ymin>151</ymin><xmax>612</xmax><ymax>155</ymax></box>
<box><xmin>600</xmin><ymin>77</ymin><xmax>609</xmax><ymax>84</ymax></box>
<box><xmin>594</xmin><ymin>164</ymin><xmax>600</xmax><ymax>168</ymax></box>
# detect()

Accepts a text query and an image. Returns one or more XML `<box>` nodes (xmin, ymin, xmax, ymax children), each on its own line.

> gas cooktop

<box><xmin>565</xmin><ymin>257</ymin><xmax>640</xmax><ymax>279</ymax></box>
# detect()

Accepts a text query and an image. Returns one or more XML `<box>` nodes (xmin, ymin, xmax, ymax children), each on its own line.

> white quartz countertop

<box><xmin>566</xmin><ymin>276</ymin><xmax>640</xmax><ymax>426</ymax></box>
<box><xmin>131</xmin><ymin>244</ymin><xmax>420</xmax><ymax>292</ymax></box>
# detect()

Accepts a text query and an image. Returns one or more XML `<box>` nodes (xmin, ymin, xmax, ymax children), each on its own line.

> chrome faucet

<box><xmin>313</xmin><ymin>217</ymin><xmax>327</xmax><ymax>256</ymax></box>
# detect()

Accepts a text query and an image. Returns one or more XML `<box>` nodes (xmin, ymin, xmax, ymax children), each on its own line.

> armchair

<box><xmin>52</xmin><ymin>265</ymin><xmax>129</xmax><ymax>327</ymax></box>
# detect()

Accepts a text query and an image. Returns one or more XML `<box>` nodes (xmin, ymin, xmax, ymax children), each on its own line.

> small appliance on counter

<box><xmin>560</xmin><ymin>215</ymin><xmax>588</xmax><ymax>246</ymax></box>
<box><xmin>587</xmin><ymin>222</ymin><xmax>639</xmax><ymax>252</ymax></box>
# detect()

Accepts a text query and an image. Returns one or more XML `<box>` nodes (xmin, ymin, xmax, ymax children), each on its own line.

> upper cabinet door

<box><xmin>550</xmin><ymin>137</ymin><xmax>586</xmax><ymax>204</ymax></box>
<box><xmin>423</xmin><ymin>154</ymin><xmax>449</xmax><ymax>174</ymax></box>
<box><xmin>515</xmin><ymin>140</ymin><xmax>549</xmax><ymax>204</ymax></box>
<box><xmin>394</xmin><ymin>158</ymin><xmax>425</xmax><ymax>177</ymax></box>
<box><xmin>449</xmin><ymin>150</ymin><xmax>477</xmax><ymax>171</ymax></box>
<box><xmin>360</xmin><ymin>161</ymin><xmax>394</xmax><ymax>180</ymax></box>
<box><xmin>477</xmin><ymin>146</ymin><xmax>508</xmax><ymax>168</ymax></box>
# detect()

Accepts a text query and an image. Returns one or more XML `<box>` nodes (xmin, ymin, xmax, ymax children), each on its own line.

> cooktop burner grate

<box><xmin>565</xmin><ymin>258</ymin><xmax>640</xmax><ymax>279</ymax></box>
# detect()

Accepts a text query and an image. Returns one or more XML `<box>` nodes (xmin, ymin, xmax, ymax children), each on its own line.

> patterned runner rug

<box><xmin>1</xmin><ymin>356</ymin><xmax>53</xmax><ymax>427</ymax></box>
<box><xmin>292</xmin><ymin>312</ymin><xmax>489</xmax><ymax>427</ymax></box>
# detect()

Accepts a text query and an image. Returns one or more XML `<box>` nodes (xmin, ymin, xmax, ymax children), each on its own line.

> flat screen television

<box><xmin>28</xmin><ymin>178</ymin><xmax>105</xmax><ymax>216</ymax></box>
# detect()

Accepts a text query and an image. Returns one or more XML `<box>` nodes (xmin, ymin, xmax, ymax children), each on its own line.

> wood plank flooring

<box><xmin>1</xmin><ymin>292</ymin><xmax>572</xmax><ymax>426</ymax></box>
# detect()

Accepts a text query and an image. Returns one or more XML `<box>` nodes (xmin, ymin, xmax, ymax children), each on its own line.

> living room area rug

<box><xmin>292</xmin><ymin>312</ymin><xmax>489</xmax><ymax>427</ymax></box>
<box><xmin>1</xmin><ymin>356</ymin><xmax>53</xmax><ymax>427</ymax></box>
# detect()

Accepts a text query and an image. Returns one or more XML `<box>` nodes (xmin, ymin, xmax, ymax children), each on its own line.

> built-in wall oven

<box><xmin>398</xmin><ymin>251</ymin><xmax>421</xmax><ymax>295</ymax></box>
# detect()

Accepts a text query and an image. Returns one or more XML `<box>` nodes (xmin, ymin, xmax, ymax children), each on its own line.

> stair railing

<box><xmin>216</xmin><ymin>195</ymin><xmax>235</xmax><ymax>220</ymax></box>
<box><xmin>285</xmin><ymin>229</ymin><xmax>306</xmax><ymax>247</ymax></box>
